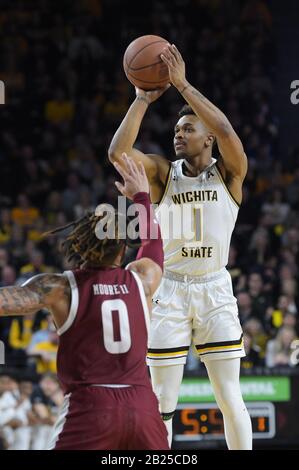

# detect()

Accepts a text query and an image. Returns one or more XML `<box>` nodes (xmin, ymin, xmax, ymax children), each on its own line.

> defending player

<box><xmin>0</xmin><ymin>155</ymin><xmax>169</xmax><ymax>450</ymax></box>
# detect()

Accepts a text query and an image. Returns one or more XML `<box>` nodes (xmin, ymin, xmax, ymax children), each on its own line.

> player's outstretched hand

<box><xmin>114</xmin><ymin>153</ymin><xmax>150</xmax><ymax>200</ymax></box>
<box><xmin>160</xmin><ymin>44</ymin><xmax>187</xmax><ymax>92</ymax></box>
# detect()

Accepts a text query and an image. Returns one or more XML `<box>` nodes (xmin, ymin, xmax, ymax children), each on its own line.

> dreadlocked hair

<box><xmin>43</xmin><ymin>210</ymin><xmax>126</xmax><ymax>268</ymax></box>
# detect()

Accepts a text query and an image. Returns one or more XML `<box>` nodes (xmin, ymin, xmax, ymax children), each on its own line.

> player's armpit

<box><xmin>127</xmin><ymin>258</ymin><xmax>162</xmax><ymax>298</ymax></box>
<box><xmin>0</xmin><ymin>274</ymin><xmax>70</xmax><ymax>320</ymax></box>
<box><xmin>110</xmin><ymin>147</ymin><xmax>169</xmax><ymax>184</ymax></box>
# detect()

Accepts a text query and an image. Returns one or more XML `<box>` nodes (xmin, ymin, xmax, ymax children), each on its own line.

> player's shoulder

<box><xmin>22</xmin><ymin>272</ymin><xmax>67</xmax><ymax>288</ymax></box>
<box><xmin>146</xmin><ymin>154</ymin><xmax>171</xmax><ymax>182</ymax></box>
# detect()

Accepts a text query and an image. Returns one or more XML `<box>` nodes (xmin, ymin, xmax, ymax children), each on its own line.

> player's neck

<box><xmin>183</xmin><ymin>153</ymin><xmax>213</xmax><ymax>176</ymax></box>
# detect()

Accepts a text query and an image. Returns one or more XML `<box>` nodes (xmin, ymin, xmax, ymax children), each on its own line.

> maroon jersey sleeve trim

<box><xmin>57</xmin><ymin>271</ymin><xmax>79</xmax><ymax>336</ymax></box>
<box><xmin>129</xmin><ymin>270</ymin><xmax>150</xmax><ymax>335</ymax></box>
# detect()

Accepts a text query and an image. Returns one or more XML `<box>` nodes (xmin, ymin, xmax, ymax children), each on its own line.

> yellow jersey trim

<box><xmin>198</xmin><ymin>339</ymin><xmax>243</xmax><ymax>354</ymax></box>
<box><xmin>147</xmin><ymin>349</ymin><xmax>189</xmax><ymax>357</ymax></box>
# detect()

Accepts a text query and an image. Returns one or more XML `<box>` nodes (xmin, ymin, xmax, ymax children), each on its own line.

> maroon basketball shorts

<box><xmin>48</xmin><ymin>385</ymin><xmax>169</xmax><ymax>450</ymax></box>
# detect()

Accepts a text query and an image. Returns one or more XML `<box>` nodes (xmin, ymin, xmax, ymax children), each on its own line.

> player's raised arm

<box><xmin>0</xmin><ymin>273</ymin><xmax>70</xmax><ymax>329</ymax></box>
<box><xmin>113</xmin><ymin>154</ymin><xmax>163</xmax><ymax>298</ymax></box>
<box><xmin>161</xmin><ymin>45</ymin><xmax>247</xmax><ymax>200</ymax></box>
<box><xmin>108</xmin><ymin>87</ymin><xmax>170</xmax><ymax>184</ymax></box>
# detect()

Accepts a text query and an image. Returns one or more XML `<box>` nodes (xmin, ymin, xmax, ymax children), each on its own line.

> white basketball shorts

<box><xmin>147</xmin><ymin>268</ymin><xmax>245</xmax><ymax>366</ymax></box>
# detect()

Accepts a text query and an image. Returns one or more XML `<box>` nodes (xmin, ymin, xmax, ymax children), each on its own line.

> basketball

<box><xmin>123</xmin><ymin>35</ymin><xmax>170</xmax><ymax>90</ymax></box>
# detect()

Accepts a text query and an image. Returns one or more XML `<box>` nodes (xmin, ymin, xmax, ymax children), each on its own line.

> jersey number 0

<box><xmin>101</xmin><ymin>299</ymin><xmax>131</xmax><ymax>354</ymax></box>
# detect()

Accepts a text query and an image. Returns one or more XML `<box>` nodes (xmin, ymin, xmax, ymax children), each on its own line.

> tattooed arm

<box><xmin>0</xmin><ymin>274</ymin><xmax>71</xmax><ymax>329</ymax></box>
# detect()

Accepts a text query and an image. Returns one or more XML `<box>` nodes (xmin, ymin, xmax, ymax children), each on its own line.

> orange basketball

<box><xmin>123</xmin><ymin>35</ymin><xmax>170</xmax><ymax>90</ymax></box>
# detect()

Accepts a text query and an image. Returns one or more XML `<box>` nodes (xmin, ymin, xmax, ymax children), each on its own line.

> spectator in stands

<box><xmin>241</xmin><ymin>332</ymin><xmax>264</xmax><ymax>370</ymax></box>
<box><xmin>8</xmin><ymin>314</ymin><xmax>36</xmax><ymax>368</ymax></box>
<box><xmin>45</xmin><ymin>192</ymin><xmax>63</xmax><ymax>227</ymax></box>
<box><xmin>27</xmin><ymin>319</ymin><xmax>58</xmax><ymax>375</ymax></box>
<box><xmin>11</xmin><ymin>194</ymin><xmax>40</xmax><ymax>228</ymax></box>
<box><xmin>283</xmin><ymin>312</ymin><xmax>298</xmax><ymax>333</ymax></box>
<box><xmin>261</xmin><ymin>189</ymin><xmax>290</xmax><ymax>226</ymax></box>
<box><xmin>30</xmin><ymin>373</ymin><xmax>63</xmax><ymax>450</ymax></box>
<box><xmin>27</xmin><ymin>218</ymin><xmax>46</xmax><ymax>243</ymax></box>
<box><xmin>73</xmin><ymin>189</ymin><xmax>95</xmax><ymax>219</ymax></box>
<box><xmin>248</xmin><ymin>227</ymin><xmax>272</xmax><ymax>267</ymax></box>
<box><xmin>266</xmin><ymin>325</ymin><xmax>298</xmax><ymax>367</ymax></box>
<box><xmin>0</xmin><ymin>372</ymin><xmax>31</xmax><ymax>450</ymax></box>
<box><xmin>237</xmin><ymin>291</ymin><xmax>263</xmax><ymax>324</ymax></box>
<box><xmin>45</xmin><ymin>89</ymin><xmax>74</xmax><ymax>125</ymax></box>
<box><xmin>243</xmin><ymin>317</ymin><xmax>269</xmax><ymax>358</ymax></box>
<box><xmin>248</xmin><ymin>272</ymin><xmax>272</xmax><ymax>324</ymax></box>
<box><xmin>6</xmin><ymin>225</ymin><xmax>27</xmax><ymax>269</ymax></box>
<box><xmin>62</xmin><ymin>172</ymin><xmax>86</xmax><ymax>219</ymax></box>
<box><xmin>19</xmin><ymin>249</ymin><xmax>55</xmax><ymax>279</ymax></box>
<box><xmin>0</xmin><ymin>266</ymin><xmax>17</xmax><ymax>287</ymax></box>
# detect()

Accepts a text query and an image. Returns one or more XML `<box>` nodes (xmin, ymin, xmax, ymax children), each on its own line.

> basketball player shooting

<box><xmin>109</xmin><ymin>44</ymin><xmax>252</xmax><ymax>449</ymax></box>
<box><xmin>0</xmin><ymin>155</ymin><xmax>169</xmax><ymax>450</ymax></box>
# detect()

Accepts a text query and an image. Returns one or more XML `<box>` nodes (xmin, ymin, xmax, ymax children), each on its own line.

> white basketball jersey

<box><xmin>155</xmin><ymin>158</ymin><xmax>239</xmax><ymax>276</ymax></box>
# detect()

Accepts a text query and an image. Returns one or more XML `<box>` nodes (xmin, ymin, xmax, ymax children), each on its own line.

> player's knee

<box><xmin>214</xmin><ymin>384</ymin><xmax>245</xmax><ymax>417</ymax></box>
<box><xmin>150</xmin><ymin>365</ymin><xmax>184</xmax><ymax>414</ymax></box>
<box><xmin>158</xmin><ymin>388</ymin><xmax>179</xmax><ymax>414</ymax></box>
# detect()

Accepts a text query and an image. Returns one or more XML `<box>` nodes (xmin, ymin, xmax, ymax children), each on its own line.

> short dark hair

<box><xmin>178</xmin><ymin>104</ymin><xmax>195</xmax><ymax>118</ymax></box>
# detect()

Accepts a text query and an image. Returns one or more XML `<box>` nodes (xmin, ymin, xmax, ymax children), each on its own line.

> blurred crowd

<box><xmin>0</xmin><ymin>0</ymin><xmax>299</xmax><ymax>449</ymax></box>
<box><xmin>0</xmin><ymin>371</ymin><xmax>63</xmax><ymax>450</ymax></box>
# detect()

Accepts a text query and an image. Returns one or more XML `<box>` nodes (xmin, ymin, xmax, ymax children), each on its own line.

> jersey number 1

<box><xmin>101</xmin><ymin>299</ymin><xmax>131</xmax><ymax>354</ymax></box>
<box><xmin>184</xmin><ymin>205</ymin><xmax>203</xmax><ymax>247</ymax></box>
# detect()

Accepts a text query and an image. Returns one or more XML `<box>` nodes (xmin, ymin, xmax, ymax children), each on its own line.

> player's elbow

<box><xmin>108</xmin><ymin>145</ymin><xmax>119</xmax><ymax>163</ymax></box>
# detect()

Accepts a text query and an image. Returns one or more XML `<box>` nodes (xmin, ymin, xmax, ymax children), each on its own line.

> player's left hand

<box><xmin>160</xmin><ymin>44</ymin><xmax>188</xmax><ymax>91</ymax></box>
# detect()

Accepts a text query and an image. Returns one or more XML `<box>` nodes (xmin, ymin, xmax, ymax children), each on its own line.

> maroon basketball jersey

<box><xmin>56</xmin><ymin>266</ymin><xmax>151</xmax><ymax>393</ymax></box>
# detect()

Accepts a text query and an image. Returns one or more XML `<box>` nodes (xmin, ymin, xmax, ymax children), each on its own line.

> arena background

<box><xmin>0</xmin><ymin>0</ymin><xmax>299</xmax><ymax>450</ymax></box>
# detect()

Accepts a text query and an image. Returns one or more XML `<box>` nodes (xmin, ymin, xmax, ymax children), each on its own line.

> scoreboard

<box><xmin>175</xmin><ymin>402</ymin><xmax>275</xmax><ymax>442</ymax></box>
<box><xmin>173</xmin><ymin>374</ymin><xmax>299</xmax><ymax>449</ymax></box>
